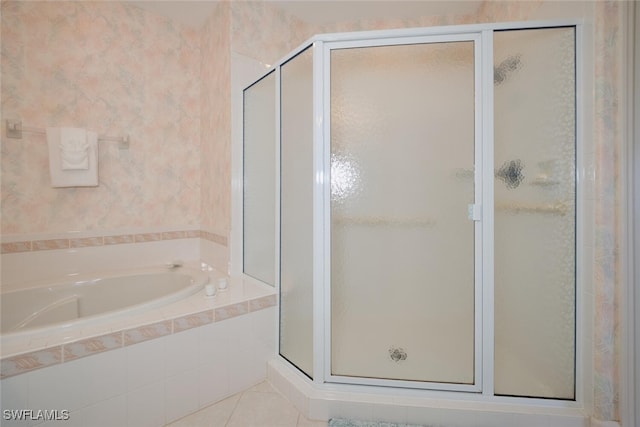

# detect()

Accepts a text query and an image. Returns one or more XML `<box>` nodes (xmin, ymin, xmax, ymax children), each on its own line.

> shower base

<box><xmin>267</xmin><ymin>359</ymin><xmax>588</xmax><ymax>427</ymax></box>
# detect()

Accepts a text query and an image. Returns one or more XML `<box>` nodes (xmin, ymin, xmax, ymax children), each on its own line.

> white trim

<box><xmin>312</xmin><ymin>40</ymin><xmax>326</xmax><ymax>384</ymax></box>
<box><xmin>322</xmin><ymin>31</ymin><xmax>484</xmax><ymax>392</ymax></box>
<box><xmin>255</xmin><ymin>20</ymin><xmax>584</xmax><ymax>79</ymax></box>
<box><xmin>480</xmin><ymin>28</ymin><xmax>495</xmax><ymax>397</ymax></box>
<box><xmin>324</xmin><ymin>32</ymin><xmax>481</xmax><ymax>50</ymax></box>
<box><xmin>275</xmin><ymin>64</ymin><xmax>283</xmax><ymax>361</ymax></box>
<box><xmin>473</xmin><ymin>31</ymin><xmax>485</xmax><ymax>393</ymax></box>
<box><xmin>327</xmin><ymin>374</ymin><xmax>481</xmax><ymax>393</ymax></box>
<box><xmin>310</xmin><ymin>19</ymin><xmax>584</xmax><ymax>44</ymax></box>
<box><xmin>321</xmin><ymin>41</ymin><xmax>332</xmax><ymax>385</ymax></box>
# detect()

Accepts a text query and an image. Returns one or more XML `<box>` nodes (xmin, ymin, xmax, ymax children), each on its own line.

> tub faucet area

<box><xmin>166</xmin><ymin>260</ymin><xmax>183</xmax><ymax>269</ymax></box>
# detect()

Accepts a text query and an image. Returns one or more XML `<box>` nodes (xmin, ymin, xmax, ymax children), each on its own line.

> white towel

<box><xmin>47</xmin><ymin>127</ymin><xmax>98</xmax><ymax>187</ymax></box>
<box><xmin>60</xmin><ymin>138</ymin><xmax>89</xmax><ymax>170</ymax></box>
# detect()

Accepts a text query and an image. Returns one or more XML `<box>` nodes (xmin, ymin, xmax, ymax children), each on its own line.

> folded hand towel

<box><xmin>47</xmin><ymin>127</ymin><xmax>99</xmax><ymax>188</ymax></box>
<box><xmin>60</xmin><ymin>138</ymin><xmax>90</xmax><ymax>170</ymax></box>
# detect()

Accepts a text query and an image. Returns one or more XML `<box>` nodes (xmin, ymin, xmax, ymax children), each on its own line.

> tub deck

<box><xmin>1</xmin><ymin>268</ymin><xmax>207</xmax><ymax>334</ymax></box>
<box><xmin>0</xmin><ymin>269</ymin><xmax>276</xmax><ymax>378</ymax></box>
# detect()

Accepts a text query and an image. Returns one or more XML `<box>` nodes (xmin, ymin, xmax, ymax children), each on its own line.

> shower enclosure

<box><xmin>242</xmin><ymin>22</ymin><xmax>579</xmax><ymax>401</ymax></box>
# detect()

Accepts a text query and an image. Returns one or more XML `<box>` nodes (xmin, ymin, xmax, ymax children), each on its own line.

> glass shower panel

<box><xmin>280</xmin><ymin>46</ymin><xmax>314</xmax><ymax>378</ymax></box>
<box><xmin>493</xmin><ymin>27</ymin><xmax>576</xmax><ymax>399</ymax></box>
<box><xmin>243</xmin><ymin>72</ymin><xmax>276</xmax><ymax>286</ymax></box>
<box><xmin>330</xmin><ymin>42</ymin><xmax>476</xmax><ymax>384</ymax></box>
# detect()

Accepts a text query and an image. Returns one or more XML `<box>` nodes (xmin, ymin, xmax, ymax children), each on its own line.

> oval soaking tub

<box><xmin>1</xmin><ymin>266</ymin><xmax>208</xmax><ymax>336</ymax></box>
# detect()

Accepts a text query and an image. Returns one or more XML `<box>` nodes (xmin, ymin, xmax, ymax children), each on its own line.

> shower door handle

<box><xmin>468</xmin><ymin>204</ymin><xmax>482</xmax><ymax>221</ymax></box>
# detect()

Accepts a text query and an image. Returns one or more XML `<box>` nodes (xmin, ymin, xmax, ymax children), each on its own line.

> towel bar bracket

<box><xmin>5</xmin><ymin>119</ymin><xmax>130</xmax><ymax>149</ymax></box>
<box><xmin>6</xmin><ymin>119</ymin><xmax>23</xmax><ymax>139</ymax></box>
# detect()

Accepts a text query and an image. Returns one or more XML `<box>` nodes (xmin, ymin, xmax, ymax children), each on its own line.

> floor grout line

<box><xmin>165</xmin><ymin>380</ymin><xmax>327</xmax><ymax>427</ymax></box>
<box><xmin>223</xmin><ymin>390</ymin><xmax>244</xmax><ymax>427</ymax></box>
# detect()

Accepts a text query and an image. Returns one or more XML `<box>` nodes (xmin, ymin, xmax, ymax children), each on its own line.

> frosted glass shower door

<box><xmin>330</xmin><ymin>39</ymin><xmax>478</xmax><ymax>386</ymax></box>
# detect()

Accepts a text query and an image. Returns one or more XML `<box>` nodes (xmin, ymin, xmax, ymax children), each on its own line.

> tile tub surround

<box><xmin>0</xmin><ymin>280</ymin><xmax>277</xmax><ymax>427</ymax></box>
<box><xmin>0</xmin><ymin>227</ymin><xmax>228</xmax><ymax>290</ymax></box>
<box><xmin>1</xmin><ymin>228</ymin><xmax>226</xmax><ymax>254</ymax></box>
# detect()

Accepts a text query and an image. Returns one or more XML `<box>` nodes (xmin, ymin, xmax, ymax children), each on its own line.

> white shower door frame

<box><xmin>235</xmin><ymin>18</ymin><xmax>587</xmax><ymax>406</ymax></box>
<box><xmin>303</xmin><ymin>21</ymin><xmax>585</xmax><ymax>402</ymax></box>
<box><xmin>318</xmin><ymin>32</ymin><xmax>485</xmax><ymax>393</ymax></box>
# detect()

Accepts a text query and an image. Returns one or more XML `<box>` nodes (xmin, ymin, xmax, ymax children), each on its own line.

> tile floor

<box><xmin>167</xmin><ymin>381</ymin><xmax>327</xmax><ymax>427</ymax></box>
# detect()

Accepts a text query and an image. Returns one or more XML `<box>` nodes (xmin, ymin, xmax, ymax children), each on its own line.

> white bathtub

<box><xmin>1</xmin><ymin>266</ymin><xmax>208</xmax><ymax>336</ymax></box>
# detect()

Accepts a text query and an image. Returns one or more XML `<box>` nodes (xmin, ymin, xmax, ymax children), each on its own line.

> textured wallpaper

<box><xmin>593</xmin><ymin>0</ymin><xmax>625</xmax><ymax>421</ymax></box>
<box><xmin>200</xmin><ymin>1</ymin><xmax>231</xmax><ymax>236</ymax></box>
<box><xmin>231</xmin><ymin>1</ymin><xmax>313</xmax><ymax>67</ymax></box>
<box><xmin>1</xmin><ymin>1</ymin><xmax>201</xmax><ymax>234</ymax></box>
